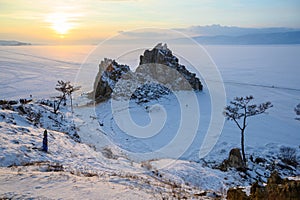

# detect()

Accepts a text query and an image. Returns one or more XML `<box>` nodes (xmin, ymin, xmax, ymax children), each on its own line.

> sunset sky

<box><xmin>1</xmin><ymin>0</ymin><xmax>299</xmax><ymax>44</ymax></box>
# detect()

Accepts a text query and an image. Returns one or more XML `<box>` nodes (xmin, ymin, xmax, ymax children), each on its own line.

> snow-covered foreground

<box><xmin>0</xmin><ymin>44</ymin><xmax>300</xmax><ymax>199</ymax></box>
<box><xmin>0</xmin><ymin>98</ymin><xmax>298</xmax><ymax>199</ymax></box>
<box><xmin>0</xmin><ymin>102</ymin><xmax>228</xmax><ymax>199</ymax></box>
<box><xmin>0</xmin><ymin>168</ymin><xmax>155</xmax><ymax>199</ymax></box>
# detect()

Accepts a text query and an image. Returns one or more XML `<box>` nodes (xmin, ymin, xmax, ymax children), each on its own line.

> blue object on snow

<box><xmin>42</xmin><ymin>129</ymin><xmax>48</xmax><ymax>152</ymax></box>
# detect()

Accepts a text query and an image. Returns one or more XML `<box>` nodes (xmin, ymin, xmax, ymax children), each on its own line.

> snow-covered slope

<box><xmin>0</xmin><ymin>101</ymin><xmax>225</xmax><ymax>199</ymax></box>
<box><xmin>3</xmin><ymin>98</ymin><xmax>297</xmax><ymax>199</ymax></box>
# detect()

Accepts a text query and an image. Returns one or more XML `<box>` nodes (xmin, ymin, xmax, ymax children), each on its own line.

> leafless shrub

<box><xmin>279</xmin><ymin>146</ymin><xmax>297</xmax><ymax>167</ymax></box>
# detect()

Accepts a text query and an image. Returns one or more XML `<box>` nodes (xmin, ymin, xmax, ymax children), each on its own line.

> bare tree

<box><xmin>223</xmin><ymin>95</ymin><xmax>273</xmax><ymax>164</ymax></box>
<box><xmin>53</xmin><ymin>80</ymin><xmax>80</xmax><ymax>113</ymax></box>
<box><xmin>53</xmin><ymin>80</ymin><xmax>68</xmax><ymax>113</ymax></box>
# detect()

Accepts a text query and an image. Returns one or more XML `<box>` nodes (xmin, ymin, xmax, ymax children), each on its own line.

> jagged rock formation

<box><xmin>91</xmin><ymin>44</ymin><xmax>203</xmax><ymax>103</ymax></box>
<box><xmin>227</xmin><ymin>171</ymin><xmax>300</xmax><ymax>200</ymax></box>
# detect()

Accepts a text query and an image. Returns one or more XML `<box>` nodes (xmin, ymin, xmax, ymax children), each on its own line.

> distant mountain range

<box><xmin>0</xmin><ymin>40</ymin><xmax>31</xmax><ymax>46</ymax></box>
<box><xmin>192</xmin><ymin>31</ymin><xmax>300</xmax><ymax>45</ymax></box>
<box><xmin>176</xmin><ymin>24</ymin><xmax>300</xmax><ymax>36</ymax></box>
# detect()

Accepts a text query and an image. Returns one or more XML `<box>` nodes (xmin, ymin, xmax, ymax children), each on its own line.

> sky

<box><xmin>1</xmin><ymin>0</ymin><xmax>300</xmax><ymax>44</ymax></box>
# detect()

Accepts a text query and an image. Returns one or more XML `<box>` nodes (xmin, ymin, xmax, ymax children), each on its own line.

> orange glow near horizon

<box><xmin>46</xmin><ymin>13</ymin><xmax>75</xmax><ymax>38</ymax></box>
<box><xmin>1</xmin><ymin>0</ymin><xmax>299</xmax><ymax>44</ymax></box>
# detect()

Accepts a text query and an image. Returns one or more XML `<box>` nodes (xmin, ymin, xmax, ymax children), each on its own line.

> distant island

<box><xmin>0</xmin><ymin>40</ymin><xmax>31</xmax><ymax>46</ymax></box>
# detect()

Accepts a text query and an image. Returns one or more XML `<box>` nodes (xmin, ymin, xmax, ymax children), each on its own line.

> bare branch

<box><xmin>233</xmin><ymin>117</ymin><xmax>243</xmax><ymax>131</ymax></box>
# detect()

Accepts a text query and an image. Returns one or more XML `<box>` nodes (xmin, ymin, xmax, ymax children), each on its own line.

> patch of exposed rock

<box><xmin>91</xmin><ymin>43</ymin><xmax>203</xmax><ymax>103</ymax></box>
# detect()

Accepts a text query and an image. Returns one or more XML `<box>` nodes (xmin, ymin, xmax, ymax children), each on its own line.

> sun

<box><xmin>52</xmin><ymin>18</ymin><xmax>71</xmax><ymax>35</ymax></box>
<box><xmin>47</xmin><ymin>13</ymin><xmax>74</xmax><ymax>36</ymax></box>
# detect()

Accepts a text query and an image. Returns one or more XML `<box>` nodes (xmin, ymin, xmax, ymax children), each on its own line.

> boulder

<box><xmin>220</xmin><ymin>148</ymin><xmax>246</xmax><ymax>171</ymax></box>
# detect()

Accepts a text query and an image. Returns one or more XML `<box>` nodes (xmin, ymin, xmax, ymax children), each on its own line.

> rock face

<box><xmin>91</xmin><ymin>44</ymin><xmax>203</xmax><ymax>103</ymax></box>
<box><xmin>92</xmin><ymin>58</ymin><xmax>130</xmax><ymax>102</ymax></box>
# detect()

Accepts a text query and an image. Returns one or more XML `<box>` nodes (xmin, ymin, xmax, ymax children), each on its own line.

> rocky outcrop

<box><xmin>227</xmin><ymin>171</ymin><xmax>300</xmax><ymax>200</ymax></box>
<box><xmin>91</xmin><ymin>44</ymin><xmax>203</xmax><ymax>103</ymax></box>
<box><xmin>220</xmin><ymin>148</ymin><xmax>246</xmax><ymax>171</ymax></box>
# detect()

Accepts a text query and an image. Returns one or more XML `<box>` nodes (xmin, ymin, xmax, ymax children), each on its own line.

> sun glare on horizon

<box><xmin>46</xmin><ymin>13</ymin><xmax>75</xmax><ymax>37</ymax></box>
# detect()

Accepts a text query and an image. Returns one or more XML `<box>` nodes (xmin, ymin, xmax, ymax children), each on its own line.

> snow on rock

<box><xmin>91</xmin><ymin>58</ymin><xmax>130</xmax><ymax>102</ymax></box>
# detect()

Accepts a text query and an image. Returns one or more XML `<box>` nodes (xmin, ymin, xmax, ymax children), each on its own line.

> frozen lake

<box><xmin>1</xmin><ymin>45</ymin><xmax>299</xmax><ymax>98</ymax></box>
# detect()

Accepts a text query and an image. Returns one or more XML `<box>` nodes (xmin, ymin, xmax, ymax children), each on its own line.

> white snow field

<box><xmin>0</xmin><ymin>44</ymin><xmax>299</xmax><ymax>199</ymax></box>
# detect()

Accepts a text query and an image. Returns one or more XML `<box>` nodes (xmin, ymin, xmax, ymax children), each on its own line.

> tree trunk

<box><xmin>241</xmin><ymin>129</ymin><xmax>246</xmax><ymax>164</ymax></box>
<box><xmin>241</xmin><ymin>107</ymin><xmax>247</xmax><ymax>164</ymax></box>
<box><xmin>54</xmin><ymin>96</ymin><xmax>64</xmax><ymax>114</ymax></box>
<box><xmin>70</xmin><ymin>95</ymin><xmax>73</xmax><ymax>113</ymax></box>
